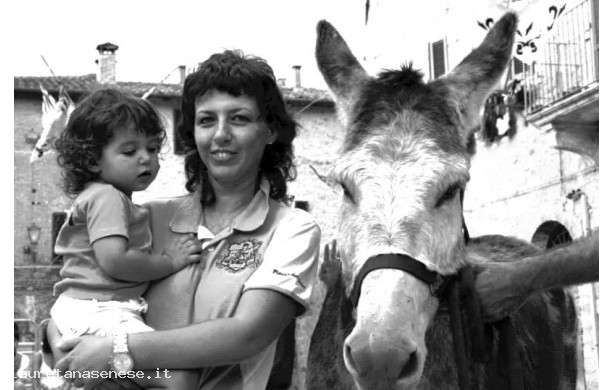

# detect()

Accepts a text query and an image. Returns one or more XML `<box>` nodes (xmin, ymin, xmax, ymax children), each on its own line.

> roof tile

<box><xmin>14</xmin><ymin>75</ymin><xmax>333</xmax><ymax>105</ymax></box>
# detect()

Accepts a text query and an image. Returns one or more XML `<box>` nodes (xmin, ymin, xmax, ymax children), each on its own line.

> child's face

<box><xmin>91</xmin><ymin>124</ymin><xmax>161</xmax><ymax>197</ymax></box>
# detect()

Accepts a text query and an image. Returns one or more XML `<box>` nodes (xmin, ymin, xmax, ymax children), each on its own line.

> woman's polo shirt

<box><xmin>143</xmin><ymin>180</ymin><xmax>321</xmax><ymax>390</ymax></box>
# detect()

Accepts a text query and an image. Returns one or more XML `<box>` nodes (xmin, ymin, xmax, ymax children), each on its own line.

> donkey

<box><xmin>306</xmin><ymin>13</ymin><xmax>577</xmax><ymax>390</ymax></box>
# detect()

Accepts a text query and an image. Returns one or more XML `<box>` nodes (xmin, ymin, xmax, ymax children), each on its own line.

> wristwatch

<box><xmin>110</xmin><ymin>333</ymin><xmax>134</xmax><ymax>374</ymax></box>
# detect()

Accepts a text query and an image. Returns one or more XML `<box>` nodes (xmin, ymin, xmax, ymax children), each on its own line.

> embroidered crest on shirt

<box><xmin>216</xmin><ymin>238</ymin><xmax>263</xmax><ymax>273</ymax></box>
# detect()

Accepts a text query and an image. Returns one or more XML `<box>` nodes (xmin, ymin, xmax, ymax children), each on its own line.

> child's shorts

<box><xmin>50</xmin><ymin>294</ymin><xmax>153</xmax><ymax>339</ymax></box>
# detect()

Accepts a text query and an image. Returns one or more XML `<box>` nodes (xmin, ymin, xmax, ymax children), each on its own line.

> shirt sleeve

<box><xmin>76</xmin><ymin>185</ymin><xmax>132</xmax><ymax>243</ymax></box>
<box><xmin>243</xmin><ymin>209</ymin><xmax>321</xmax><ymax>316</ymax></box>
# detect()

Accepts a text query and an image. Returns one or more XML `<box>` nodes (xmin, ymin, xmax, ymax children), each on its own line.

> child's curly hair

<box><xmin>55</xmin><ymin>88</ymin><xmax>167</xmax><ymax>197</ymax></box>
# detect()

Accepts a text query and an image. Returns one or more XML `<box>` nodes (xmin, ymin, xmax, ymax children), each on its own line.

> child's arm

<box><xmin>92</xmin><ymin>235</ymin><xmax>201</xmax><ymax>282</ymax></box>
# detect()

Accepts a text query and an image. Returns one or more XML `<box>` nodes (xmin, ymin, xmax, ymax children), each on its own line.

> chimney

<box><xmin>95</xmin><ymin>42</ymin><xmax>119</xmax><ymax>84</ymax></box>
<box><xmin>292</xmin><ymin>65</ymin><xmax>302</xmax><ymax>88</ymax></box>
<box><xmin>178</xmin><ymin>65</ymin><xmax>186</xmax><ymax>84</ymax></box>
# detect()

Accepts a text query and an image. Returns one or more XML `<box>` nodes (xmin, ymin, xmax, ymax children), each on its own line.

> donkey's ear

<box><xmin>441</xmin><ymin>12</ymin><xmax>517</xmax><ymax>144</ymax></box>
<box><xmin>316</xmin><ymin>20</ymin><xmax>370</xmax><ymax>126</ymax></box>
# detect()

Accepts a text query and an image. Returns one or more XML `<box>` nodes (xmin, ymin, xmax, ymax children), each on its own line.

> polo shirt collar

<box><xmin>233</xmin><ymin>179</ymin><xmax>270</xmax><ymax>232</ymax></box>
<box><xmin>168</xmin><ymin>191</ymin><xmax>203</xmax><ymax>235</ymax></box>
<box><xmin>168</xmin><ymin>179</ymin><xmax>272</xmax><ymax>235</ymax></box>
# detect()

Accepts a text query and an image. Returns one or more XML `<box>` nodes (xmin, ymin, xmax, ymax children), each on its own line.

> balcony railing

<box><xmin>522</xmin><ymin>0</ymin><xmax>598</xmax><ymax>115</ymax></box>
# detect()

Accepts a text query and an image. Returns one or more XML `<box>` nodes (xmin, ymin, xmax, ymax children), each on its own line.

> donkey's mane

<box><xmin>346</xmin><ymin>64</ymin><xmax>464</xmax><ymax>153</ymax></box>
<box><xmin>378</xmin><ymin>63</ymin><xmax>425</xmax><ymax>88</ymax></box>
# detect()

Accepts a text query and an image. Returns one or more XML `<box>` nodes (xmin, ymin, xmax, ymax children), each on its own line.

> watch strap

<box><xmin>112</xmin><ymin>332</ymin><xmax>129</xmax><ymax>354</ymax></box>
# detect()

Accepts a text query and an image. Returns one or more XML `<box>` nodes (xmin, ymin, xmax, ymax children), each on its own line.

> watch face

<box><xmin>112</xmin><ymin>352</ymin><xmax>134</xmax><ymax>373</ymax></box>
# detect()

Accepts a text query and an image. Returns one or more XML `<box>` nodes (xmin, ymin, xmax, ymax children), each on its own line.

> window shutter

<box><xmin>513</xmin><ymin>57</ymin><xmax>524</xmax><ymax>74</ymax></box>
<box><xmin>592</xmin><ymin>0</ymin><xmax>599</xmax><ymax>48</ymax></box>
<box><xmin>592</xmin><ymin>0</ymin><xmax>599</xmax><ymax>78</ymax></box>
<box><xmin>431</xmin><ymin>39</ymin><xmax>446</xmax><ymax>79</ymax></box>
<box><xmin>512</xmin><ymin>57</ymin><xmax>530</xmax><ymax>76</ymax></box>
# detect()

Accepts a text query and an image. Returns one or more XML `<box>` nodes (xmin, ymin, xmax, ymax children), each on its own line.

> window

<box><xmin>429</xmin><ymin>39</ymin><xmax>448</xmax><ymax>79</ymax></box>
<box><xmin>173</xmin><ymin>109</ymin><xmax>185</xmax><ymax>155</ymax></box>
<box><xmin>512</xmin><ymin>57</ymin><xmax>531</xmax><ymax>76</ymax></box>
<box><xmin>531</xmin><ymin>221</ymin><xmax>572</xmax><ymax>250</ymax></box>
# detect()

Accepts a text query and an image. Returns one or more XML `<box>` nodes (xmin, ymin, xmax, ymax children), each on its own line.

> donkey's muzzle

<box><xmin>344</xmin><ymin>331</ymin><xmax>420</xmax><ymax>384</ymax></box>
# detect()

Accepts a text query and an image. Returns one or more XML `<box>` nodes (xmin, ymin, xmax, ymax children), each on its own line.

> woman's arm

<box><xmin>136</xmin><ymin>289</ymin><xmax>297</xmax><ymax>368</ymax></box>
<box><xmin>55</xmin><ymin>288</ymin><xmax>297</xmax><ymax>374</ymax></box>
<box><xmin>475</xmin><ymin>231</ymin><xmax>598</xmax><ymax>322</ymax></box>
<box><xmin>528</xmin><ymin>230</ymin><xmax>598</xmax><ymax>290</ymax></box>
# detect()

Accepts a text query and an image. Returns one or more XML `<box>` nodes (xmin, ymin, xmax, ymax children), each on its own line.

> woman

<box><xmin>51</xmin><ymin>50</ymin><xmax>321</xmax><ymax>390</ymax></box>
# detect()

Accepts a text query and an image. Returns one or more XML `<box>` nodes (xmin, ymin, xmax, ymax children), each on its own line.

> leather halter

<box><xmin>350</xmin><ymin>254</ymin><xmax>447</xmax><ymax>307</ymax></box>
<box><xmin>350</xmin><ymin>190</ymin><xmax>470</xmax><ymax>308</ymax></box>
<box><xmin>350</xmin><ymin>218</ymin><xmax>468</xmax><ymax>308</ymax></box>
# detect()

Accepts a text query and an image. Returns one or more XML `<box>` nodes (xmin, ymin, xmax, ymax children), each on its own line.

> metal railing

<box><xmin>522</xmin><ymin>0</ymin><xmax>598</xmax><ymax>115</ymax></box>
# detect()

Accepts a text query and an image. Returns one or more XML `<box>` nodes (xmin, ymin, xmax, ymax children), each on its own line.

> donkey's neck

<box><xmin>420</xmin><ymin>311</ymin><xmax>486</xmax><ymax>390</ymax></box>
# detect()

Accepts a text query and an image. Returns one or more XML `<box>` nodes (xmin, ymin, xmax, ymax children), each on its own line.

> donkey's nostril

<box><xmin>344</xmin><ymin>344</ymin><xmax>372</xmax><ymax>376</ymax></box>
<box><xmin>398</xmin><ymin>350</ymin><xmax>419</xmax><ymax>380</ymax></box>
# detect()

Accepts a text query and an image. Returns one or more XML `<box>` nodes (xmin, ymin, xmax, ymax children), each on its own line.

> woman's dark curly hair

<box><xmin>55</xmin><ymin>88</ymin><xmax>166</xmax><ymax>197</ymax></box>
<box><xmin>179</xmin><ymin>50</ymin><xmax>298</xmax><ymax>205</ymax></box>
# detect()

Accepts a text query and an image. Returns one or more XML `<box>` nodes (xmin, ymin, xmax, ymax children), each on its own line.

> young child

<box><xmin>51</xmin><ymin>88</ymin><xmax>200</xmax><ymax>388</ymax></box>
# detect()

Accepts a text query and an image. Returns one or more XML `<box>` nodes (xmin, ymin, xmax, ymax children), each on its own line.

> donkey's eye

<box><xmin>341</xmin><ymin>183</ymin><xmax>356</xmax><ymax>204</ymax></box>
<box><xmin>435</xmin><ymin>184</ymin><xmax>460</xmax><ymax>208</ymax></box>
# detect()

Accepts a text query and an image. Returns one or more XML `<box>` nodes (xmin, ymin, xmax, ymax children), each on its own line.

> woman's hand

<box><xmin>474</xmin><ymin>260</ymin><xmax>535</xmax><ymax>322</ymax></box>
<box><xmin>54</xmin><ymin>336</ymin><xmax>113</xmax><ymax>389</ymax></box>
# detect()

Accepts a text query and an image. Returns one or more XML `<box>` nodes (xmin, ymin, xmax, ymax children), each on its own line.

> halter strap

<box><xmin>350</xmin><ymin>254</ymin><xmax>444</xmax><ymax>307</ymax></box>
<box><xmin>350</xmin><ymin>189</ymin><xmax>470</xmax><ymax>308</ymax></box>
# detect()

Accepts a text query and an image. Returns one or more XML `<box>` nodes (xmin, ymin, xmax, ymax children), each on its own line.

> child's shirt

<box><xmin>53</xmin><ymin>181</ymin><xmax>152</xmax><ymax>301</ymax></box>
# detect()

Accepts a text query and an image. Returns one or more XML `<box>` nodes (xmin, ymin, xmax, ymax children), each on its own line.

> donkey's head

<box><xmin>316</xmin><ymin>14</ymin><xmax>516</xmax><ymax>389</ymax></box>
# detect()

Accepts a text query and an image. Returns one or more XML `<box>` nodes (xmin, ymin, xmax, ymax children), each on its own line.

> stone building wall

<box><xmin>14</xmin><ymin>98</ymin><xmax>72</xmax><ymax>266</ymax></box>
<box><xmin>465</xmin><ymin>118</ymin><xmax>599</xmax><ymax>390</ymax></box>
<box><xmin>289</xmin><ymin>105</ymin><xmax>345</xmax><ymax>246</ymax></box>
<box><xmin>465</xmin><ymin>121</ymin><xmax>598</xmax><ymax>241</ymax></box>
<box><xmin>14</xmin><ymin>266</ymin><xmax>62</xmax><ymax>323</ymax></box>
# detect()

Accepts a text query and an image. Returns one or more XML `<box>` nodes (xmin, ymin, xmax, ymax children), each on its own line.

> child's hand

<box><xmin>163</xmin><ymin>234</ymin><xmax>202</xmax><ymax>271</ymax></box>
<box><xmin>319</xmin><ymin>239</ymin><xmax>342</xmax><ymax>287</ymax></box>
